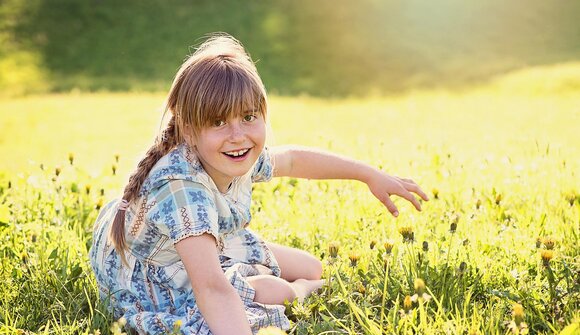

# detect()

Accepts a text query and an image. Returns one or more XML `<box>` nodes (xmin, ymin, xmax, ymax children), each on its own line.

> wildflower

<box><xmin>112</xmin><ymin>164</ymin><xmax>117</xmax><ymax>176</ymax></box>
<box><xmin>457</xmin><ymin>261</ymin><xmax>467</xmax><ymax>275</ymax></box>
<box><xmin>40</xmin><ymin>163</ymin><xmax>45</xmax><ymax>170</ymax></box>
<box><xmin>257</xmin><ymin>326</ymin><xmax>287</xmax><ymax>335</ymax></box>
<box><xmin>475</xmin><ymin>198</ymin><xmax>482</xmax><ymax>209</ymax></box>
<box><xmin>541</xmin><ymin>250</ymin><xmax>554</xmax><ymax>267</ymax></box>
<box><xmin>55</xmin><ymin>166</ymin><xmax>62</xmax><ymax>177</ymax></box>
<box><xmin>85</xmin><ymin>184</ymin><xmax>92</xmax><ymax>195</ymax></box>
<box><xmin>535</xmin><ymin>237</ymin><xmax>542</xmax><ymax>249</ymax></box>
<box><xmin>348</xmin><ymin>251</ymin><xmax>360</xmax><ymax>267</ymax></box>
<box><xmin>414</xmin><ymin>278</ymin><xmax>426</xmax><ymax>295</ymax></box>
<box><xmin>114</xmin><ymin>154</ymin><xmax>120</xmax><ymax>163</ymax></box>
<box><xmin>96</xmin><ymin>198</ymin><xmax>104</xmax><ymax>210</ymax></box>
<box><xmin>495</xmin><ymin>193</ymin><xmax>502</xmax><ymax>205</ymax></box>
<box><xmin>399</xmin><ymin>226</ymin><xmax>415</xmax><ymax>243</ymax></box>
<box><xmin>172</xmin><ymin>319</ymin><xmax>183</xmax><ymax>333</ymax></box>
<box><xmin>369</xmin><ymin>239</ymin><xmax>377</xmax><ymax>249</ymax></box>
<box><xmin>68</xmin><ymin>152</ymin><xmax>74</xmax><ymax>165</ymax></box>
<box><xmin>462</xmin><ymin>238</ymin><xmax>470</xmax><ymax>246</ymax></box>
<box><xmin>542</xmin><ymin>237</ymin><xmax>555</xmax><ymax>250</ymax></box>
<box><xmin>411</xmin><ymin>278</ymin><xmax>431</xmax><ymax>302</ymax></box>
<box><xmin>422</xmin><ymin>241</ymin><xmax>429</xmax><ymax>252</ymax></box>
<box><xmin>507</xmin><ymin>303</ymin><xmax>529</xmax><ymax>334</ymax></box>
<box><xmin>432</xmin><ymin>188</ymin><xmax>439</xmax><ymax>199</ymax></box>
<box><xmin>110</xmin><ymin>317</ymin><xmax>127</xmax><ymax>335</ymax></box>
<box><xmin>565</xmin><ymin>192</ymin><xmax>578</xmax><ymax>206</ymax></box>
<box><xmin>513</xmin><ymin>303</ymin><xmax>524</xmax><ymax>326</ymax></box>
<box><xmin>357</xmin><ymin>282</ymin><xmax>366</xmax><ymax>295</ymax></box>
<box><xmin>328</xmin><ymin>241</ymin><xmax>340</xmax><ymax>258</ymax></box>
<box><xmin>383</xmin><ymin>240</ymin><xmax>394</xmax><ymax>254</ymax></box>
<box><xmin>100</xmin><ymin>188</ymin><xmax>105</xmax><ymax>196</ymax></box>
<box><xmin>402</xmin><ymin>295</ymin><xmax>413</xmax><ymax>313</ymax></box>
<box><xmin>449</xmin><ymin>213</ymin><xmax>459</xmax><ymax>233</ymax></box>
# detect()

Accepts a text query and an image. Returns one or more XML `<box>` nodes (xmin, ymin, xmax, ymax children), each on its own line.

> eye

<box><xmin>212</xmin><ymin>119</ymin><xmax>226</xmax><ymax>127</ymax></box>
<box><xmin>243</xmin><ymin>114</ymin><xmax>257</xmax><ymax>122</ymax></box>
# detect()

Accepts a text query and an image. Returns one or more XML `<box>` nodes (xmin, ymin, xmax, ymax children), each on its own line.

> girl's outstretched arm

<box><xmin>271</xmin><ymin>146</ymin><xmax>429</xmax><ymax>217</ymax></box>
<box><xmin>176</xmin><ymin>234</ymin><xmax>253</xmax><ymax>335</ymax></box>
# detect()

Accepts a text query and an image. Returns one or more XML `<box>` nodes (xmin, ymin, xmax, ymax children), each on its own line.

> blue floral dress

<box><xmin>90</xmin><ymin>143</ymin><xmax>290</xmax><ymax>334</ymax></box>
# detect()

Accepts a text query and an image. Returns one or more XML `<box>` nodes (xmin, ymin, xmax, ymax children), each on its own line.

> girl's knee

<box><xmin>305</xmin><ymin>257</ymin><xmax>323</xmax><ymax>280</ymax></box>
<box><xmin>248</xmin><ymin>276</ymin><xmax>297</xmax><ymax>305</ymax></box>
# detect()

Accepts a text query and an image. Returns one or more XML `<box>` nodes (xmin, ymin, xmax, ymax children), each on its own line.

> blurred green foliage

<box><xmin>1</xmin><ymin>0</ymin><xmax>579</xmax><ymax>96</ymax></box>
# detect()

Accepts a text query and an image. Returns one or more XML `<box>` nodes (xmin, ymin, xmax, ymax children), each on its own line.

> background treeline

<box><xmin>1</xmin><ymin>0</ymin><xmax>579</xmax><ymax>96</ymax></box>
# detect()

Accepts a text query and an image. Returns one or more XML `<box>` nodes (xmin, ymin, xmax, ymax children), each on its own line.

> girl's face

<box><xmin>191</xmin><ymin>111</ymin><xmax>266</xmax><ymax>192</ymax></box>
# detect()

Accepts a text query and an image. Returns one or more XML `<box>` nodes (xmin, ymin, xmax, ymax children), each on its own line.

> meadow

<box><xmin>0</xmin><ymin>63</ymin><xmax>579</xmax><ymax>334</ymax></box>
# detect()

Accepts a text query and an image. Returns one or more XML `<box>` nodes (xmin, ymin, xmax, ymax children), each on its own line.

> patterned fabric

<box><xmin>90</xmin><ymin>143</ymin><xmax>289</xmax><ymax>334</ymax></box>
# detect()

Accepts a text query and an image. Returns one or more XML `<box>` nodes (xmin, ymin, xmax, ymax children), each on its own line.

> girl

<box><xmin>90</xmin><ymin>34</ymin><xmax>428</xmax><ymax>334</ymax></box>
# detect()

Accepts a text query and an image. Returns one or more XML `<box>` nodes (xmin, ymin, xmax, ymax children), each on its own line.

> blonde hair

<box><xmin>110</xmin><ymin>34</ymin><xmax>268</xmax><ymax>260</ymax></box>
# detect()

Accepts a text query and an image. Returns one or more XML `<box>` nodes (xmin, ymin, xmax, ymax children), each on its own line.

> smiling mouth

<box><xmin>223</xmin><ymin>148</ymin><xmax>251</xmax><ymax>158</ymax></box>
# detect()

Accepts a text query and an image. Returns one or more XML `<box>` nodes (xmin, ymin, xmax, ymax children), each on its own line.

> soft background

<box><xmin>0</xmin><ymin>1</ymin><xmax>579</xmax><ymax>334</ymax></box>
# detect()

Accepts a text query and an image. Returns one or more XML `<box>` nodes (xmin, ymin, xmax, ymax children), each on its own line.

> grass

<box><xmin>0</xmin><ymin>64</ymin><xmax>579</xmax><ymax>334</ymax></box>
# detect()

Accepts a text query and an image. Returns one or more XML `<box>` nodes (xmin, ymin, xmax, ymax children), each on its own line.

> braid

<box><xmin>110</xmin><ymin>115</ymin><xmax>178</xmax><ymax>264</ymax></box>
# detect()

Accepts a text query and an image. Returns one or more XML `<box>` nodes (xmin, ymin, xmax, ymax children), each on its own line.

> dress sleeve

<box><xmin>251</xmin><ymin>147</ymin><xmax>274</xmax><ymax>183</ymax></box>
<box><xmin>147</xmin><ymin>179</ymin><xmax>220</xmax><ymax>245</ymax></box>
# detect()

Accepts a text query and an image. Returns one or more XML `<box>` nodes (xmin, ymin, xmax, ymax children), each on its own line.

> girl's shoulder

<box><xmin>139</xmin><ymin>143</ymin><xmax>211</xmax><ymax>196</ymax></box>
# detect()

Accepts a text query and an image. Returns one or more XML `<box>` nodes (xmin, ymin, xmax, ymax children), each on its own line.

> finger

<box><xmin>400</xmin><ymin>181</ymin><xmax>429</xmax><ymax>201</ymax></box>
<box><xmin>397</xmin><ymin>188</ymin><xmax>422</xmax><ymax>211</ymax></box>
<box><xmin>381</xmin><ymin>195</ymin><xmax>399</xmax><ymax>217</ymax></box>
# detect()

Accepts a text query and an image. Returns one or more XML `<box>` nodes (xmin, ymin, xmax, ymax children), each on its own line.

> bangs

<box><xmin>188</xmin><ymin>57</ymin><xmax>266</xmax><ymax>130</ymax></box>
<box><xmin>166</xmin><ymin>35</ymin><xmax>268</xmax><ymax>141</ymax></box>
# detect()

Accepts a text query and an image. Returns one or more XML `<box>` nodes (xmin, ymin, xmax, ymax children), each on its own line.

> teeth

<box><xmin>225</xmin><ymin>149</ymin><xmax>249</xmax><ymax>157</ymax></box>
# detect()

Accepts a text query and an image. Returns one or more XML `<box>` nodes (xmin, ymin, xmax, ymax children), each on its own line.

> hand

<box><xmin>366</xmin><ymin>169</ymin><xmax>429</xmax><ymax>217</ymax></box>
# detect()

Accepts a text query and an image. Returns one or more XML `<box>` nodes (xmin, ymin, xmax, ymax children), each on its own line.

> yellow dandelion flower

<box><xmin>495</xmin><ymin>193</ymin><xmax>502</xmax><ymax>205</ymax></box>
<box><xmin>513</xmin><ymin>303</ymin><xmax>525</xmax><ymax>326</ymax></box>
<box><xmin>68</xmin><ymin>152</ymin><xmax>74</xmax><ymax>165</ymax></box>
<box><xmin>383</xmin><ymin>240</ymin><xmax>394</xmax><ymax>254</ymax></box>
<box><xmin>369</xmin><ymin>240</ymin><xmax>377</xmax><ymax>249</ymax></box>
<box><xmin>399</xmin><ymin>226</ymin><xmax>415</xmax><ymax>243</ymax></box>
<box><xmin>257</xmin><ymin>326</ymin><xmax>288</xmax><ymax>335</ymax></box>
<box><xmin>403</xmin><ymin>295</ymin><xmax>413</xmax><ymax>312</ymax></box>
<box><xmin>541</xmin><ymin>250</ymin><xmax>554</xmax><ymax>266</ymax></box>
<box><xmin>542</xmin><ymin>237</ymin><xmax>555</xmax><ymax>250</ymax></box>
<box><xmin>348</xmin><ymin>251</ymin><xmax>361</xmax><ymax>267</ymax></box>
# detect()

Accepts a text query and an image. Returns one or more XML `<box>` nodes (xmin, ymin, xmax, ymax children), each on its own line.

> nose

<box><xmin>227</xmin><ymin>121</ymin><xmax>245</xmax><ymax>142</ymax></box>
